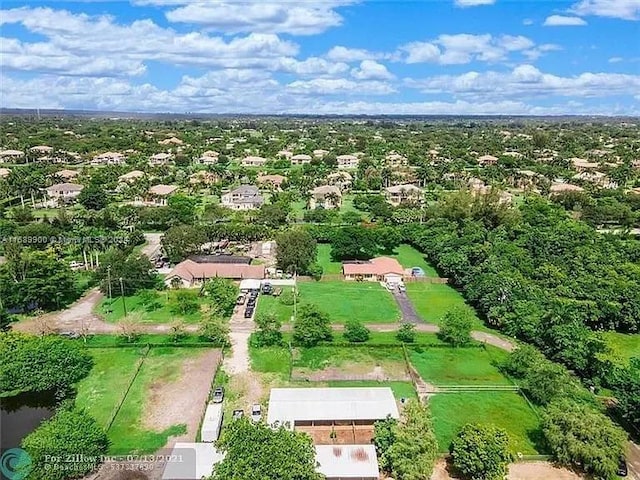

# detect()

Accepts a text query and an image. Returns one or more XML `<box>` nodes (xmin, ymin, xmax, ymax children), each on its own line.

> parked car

<box><xmin>398</xmin><ymin>284</ymin><xmax>406</xmax><ymax>293</ymax></box>
<box><xmin>617</xmin><ymin>457</ymin><xmax>628</xmax><ymax>477</ymax></box>
<box><xmin>251</xmin><ymin>404</ymin><xmax>262</xmax><ymax>422</ymax></box>
<box><xmin>212</xmin><ymin>386</ymin><xmax>224</xmax><ymax>403</ymax></box>
<box><xmin>232</xmin><ymin>409</ymin><xmax>244</xmax><ymax>420</ymax></box>
<box><xmin>272</xmin><ymin>288</ymin><xmax>282</xmax><ymax>297</ymax></box>
<box><xmin>261</xmin><ymin>282</ymin><xmax>273</xmax><ymax>295</ymax></box>
<box><xmin>236</xmin><ymin>294</ymin><xmax>246</xmax><ymax>306</ymax></box>
<box><xmin>244</xmin><ymin>308</ymin><xmax>254</xmax><ymax>318</ymax></box>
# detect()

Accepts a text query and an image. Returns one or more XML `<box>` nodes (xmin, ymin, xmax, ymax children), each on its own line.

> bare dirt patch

<box><xmin>430</xmin><ymin>459</ymin><xmax>585</xmax><ymax>480</ymax></box>
<box><xmin>141</xmin><ymin>349</ymin><xmax>221</xmax><ymax>446</ymax></box>
<box><xmin>292</xmin><ymin>360</ymin><xmax>410</xmax><ymax>382</ymax></box>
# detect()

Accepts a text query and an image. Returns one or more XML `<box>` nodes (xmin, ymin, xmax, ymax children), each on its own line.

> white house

<box><xmin>241</xmin><ymin>155</ymin><xmax>268</xmax><ymax>167</ymax></box>
<box><xmin>291</xmin><ymin>153</ymin><xmax>312</xmax><ymax>165</ymax></box>
<box><xmin>221</xmin><ymin>185</ymin><xmax>264</xmax><ymax>210</ymax></box>
<box><xmin>146</xmin><ymin>184</ymin><xmax>178</xmax><ymax>206</ymax></box>
<box><xmin>91</xmin><ymin>152</ymin><xmax>126</xmax><ymax>165</ymax></box>
<box><xmin>309</xmin><ymin>185</ymin><xmax>342</xmax><ymax>210</ymax></box>
<box><xmin>337</xmin><ymin>154</ymin><xmax>359</xmax><ymax>170</ymax></box>
<box><xmin>384</xmin><ymin>184</ymin><xmax>423</xmax><ymax>206</ymax></box>
<box><xmin>44</xmin><ymin>183</ymin><xmax>84</xmax><ymax>205</ymax></box>
<box><xmin>148</xmin><ymin>152</ymin><xmax>173</xmax><ymax>166</ymax></box>
<box><xmin>0</xmin><ymin>150</ymin><xmax>24</xmax><ymax>162</ymax></box>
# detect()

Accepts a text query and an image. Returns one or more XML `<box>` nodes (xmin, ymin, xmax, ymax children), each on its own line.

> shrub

<box><xmin>292</xmin><ymin>304</ymin><xmax>332</xmax><ymax>347</ymax></box>
<box><xmin>343</xmin><ymin>320</ymin><xmax>370</xmax><ymax>343</ymax></box>
<box><xmin>396</xmin><ymin>323</ymin><xmax>416</xmax><ymax>343</ymax></box>
<box><xmin>279</xmin><ymin>289</ymin><xmax>296</xmax><ymax>306</ymax></box>
<box><xmin>438</xmin><ymin>307</ymin><xmax>473</xmax><ymax>347</ymax></box>
<box><xmin>451</xmin><ymin>424</ymin><xmax>513</xmax><ymax>480</ymax></box>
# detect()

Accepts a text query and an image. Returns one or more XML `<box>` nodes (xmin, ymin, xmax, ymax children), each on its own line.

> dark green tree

<box><xmin>438</xmin><ymin>307</ymin><xmax>474</xmax><ymax>347</ymax></box>
<box><xmin>292</xmin><ymin>304</ymin><xmax>333</xmax><ymax>347</ymax></box>
<box><xmin>275</xmin><ymin>229</ymin><xmax>318</xmax><ymax>275</ymax></box>
<box><xmin>343</xmin><ymin>320</ymin><xmax>370</xmax><ymax>343</ymax></box>
<box><xmin>451</xmin><ymin>424</ymin><xmax>513</xmax><ymax>480</ymax></box>
<box><xmin>78</xmin><ymin>182</ymin><xmax>108</xmax><ymax>210</ymax></box>
<box><xmin>161</xmin><ymin>224</ymin><xmax>207</xmax><ymax>263</ymax></box>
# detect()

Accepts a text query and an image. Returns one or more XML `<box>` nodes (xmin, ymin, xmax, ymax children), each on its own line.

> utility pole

<box><xmin>107</xmin><ymin>266</ymin><xmax>112</xmax><ymax>301</ymax></box>
<box><xmin>119</xmin><ymin>277</ymin><xmax>127</xmax><ymax>317</ymax></box>
<box><xmin>293</xmin><ymin>267</ymin><xmax>297</xmax><ymax>322</ymax></box>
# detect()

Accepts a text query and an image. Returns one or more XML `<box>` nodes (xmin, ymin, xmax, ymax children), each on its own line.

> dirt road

<box><xmin>431</xmin><ymin>459</ymin><xmax>584</xmax><ymax>480</ymax></box>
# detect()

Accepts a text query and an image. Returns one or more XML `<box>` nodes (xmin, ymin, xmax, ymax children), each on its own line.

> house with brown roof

<box><xmin>146</xmin><ymin>184</ymin><xmax>178</xmax><ymax>206</ymax></box>
<box><xmin>54</xmin><ymin>169</ymin><xmax>80</xmax><ymax>181</ymax></box>
<box><xmin>309</xmin><ymin>185</ymin><xmax>342</xmax><ymax>210</ymax></box>
<box><xmin>44</xmin><ymin>183</ymin><xmax>84</xmax><ymax>206</ymax></box>
<box><xmin>342</xmin><ymin>257</ymin><xmax>404</xmax><ymax>285</ymax></box>
<box><xmin>197</xmin><ymin>151</ymin><xmax>219</xmax><ymax>165</ymax></box>
<box><xmin>164</xmin><ymin>259</ymin><xmax>265</xmax><ymax>288</ymax></box>
<box><xmin>384</xmin><ymin>184</ymin><xmax>423</xmax><ymax>206</ymax></box>
<box><xmin>550</xmin><ymin>182</ymin><xmax>585</xmax><ymax>195</ymax></box>
<box><xmin>118</xmin><ymin>170</ymin><xmax>145</xmax><ymax>184</ymax></box>
<box><xmin>385</xmin><ymin>152</ymin><xmax>408</xmax><ymax>168</ymax></box>
<box><xmin>159</xmin><ymin>136</ymin><xmax>183</xmax><ymax>146</ymax></box>
<box><xmin>30</xmin><ymin>145</ymin><xmax>54</xmax><ymax>155</ymax></box>
<box><xmin>478</xmin><ymin>154</ymin><xmax>498</xmax><ymax>166</ymax></box>
<box><xmin>257</xmin><ymin>174</ymin><xmax>286</xmax><ymax>190</ymax></box>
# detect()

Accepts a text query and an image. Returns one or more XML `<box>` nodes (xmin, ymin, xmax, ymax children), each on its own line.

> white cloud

<box><xmin>399</xmin><ymin>34</ymin><xmax>538</xmax><ymax>65</ymax></box>
<box><xmin>160</xmin><ymin>1</ymin><xmax>357</xmax><ymax>35</ymax></box>
<box><xmin>287</xmin><ymin>78</ymin><xmax>395</xmax><ymax>95</ymax></box>
<box><xmin>609</xmin><ymin>56</ymin><xmax>624</xmax><ymax>63</ymax></box>
<box><xmin>406</xmin><ymin>65</ymin><xmax>640</xmax><ymax>101</ymax></box>
<box><xmin>454</xmin><ymin>0</ymin><xmax>496</xmax><ymax>7</ymax></box>
<box><xmin>351</xmin><ymin>60</ymin><xmax>395</xmax><ymax>81</ymax></box>
<box><xmin>326</xmin><ymin>46</ymin><xmax>380</xmax><ymax>62</ymax></box>
<box><xmin>523</xmin><ymin>18</ymin><xmax>534</xmax><ymax>25</ymax></box>
<box><xmin>570</xmin><ymin>0</ymin><xmax>640</xmax><ymax>20</ymax></box>
<box><xmin>543</xmin><ymin>15</ymin><xmax>588</xmax><ymax>26</ymax></box>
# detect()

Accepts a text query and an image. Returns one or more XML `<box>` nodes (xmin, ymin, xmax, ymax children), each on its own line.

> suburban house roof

<box><xmin>158</xmin><ymin>136</ymin><xmax>183</xmax><ymax>145</ymax></box>
<box><xmin>342</xmin><ymin>257</ymin><xmax>404</xmax><ymax>277</ymax></box>
<box><xmin>267</xmin><ymin>387</ymin><xmax>399</xmax><ymax>425</ymax></box>
<box><xmin>201</xmin><ymin>150</ymin><xmax>219</xmax><ymax>157</ymax></box>
<box><xmin>118</xmin><ymin>170</ymin><xmax>144</xmax><ymax>181</ymax></box>
<box><xmin>0</xmin><ymin>149</ymin><xmax>24</xmax><ymax>156</ymax></box>
<box><xmin>292</xmin><ymin>153</ymin><xmax>312</xmax><ymax>161</ymax></box>
<box><xmin>150</xmin><ymin>152</ymin><xmax>173</xmax><ymax>160</ymax></box>
<box><xmin>242</xmin><ymin>155</ymin><xmax>267</xmax><ymax>164</ymax></box>
<box><xmin>315</xmin><ymin>445</ymin><xmax>379</xmax><ymax>479</ymax></box>
<box><xmin>385</xmin><ymin>184</ymin><xmax>422</xmax><ymax>194</ymax></box>
<box><xmin>328</xmin><ymin>171</ymin><xmax>353</xmax><ymax>181</ymax></box>
<box><xmin>0</xmin><ymin>168</ymin><xmax>10</xmax><ymax>177</ymax></box>
<box><xmin>550</xmin><ymin>182</ymin><xmax>584</xmax><ymax>193</ymax></box>
<box><xmin>257</xmin><ymin>174</ymin><xmax>286</xmax><ymax>186</ymax></box>
<box><xmin>311</xmin><ymin>185</ymin><xmax>342</xmax><ymax>198</ymax></box>
<box><xmin>94</xmin><ymin>151</ymin><xmax>124</xmax><ymax>159</ymax></box>
<box><xmin>166</xmin><ymin>259</ymin><xmax>265</xmax><ymax>282</ymax></box>
<box><xmin>148</xmin><ymin>184</ymin><xmax>178</xmax><ymax>196</ymax></box>
<box><xmin>45</xmin><ymin>183</ymin><xmax>83</xmax><ymax>193</ymax></box>
<box><xmin>55</xmin><ymin>169</ymin><xmax>79</xmax><ymax>179</ymax></box>
<box><xmin>225</xmin><ymin>184</ymin><xmax>263</xmax><ymax>201</ymax></box>
<box><xmin>30</xmin><ymin>145</ymin><xmax>53</xmax><ymax>153</ymax></box>
<box><xmin>337</xmin><ymin>154</ymin><xmax>358</xmax><ymax>161</ymax></box>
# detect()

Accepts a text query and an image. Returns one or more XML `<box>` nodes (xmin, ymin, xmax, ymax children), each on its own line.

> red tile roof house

<box><xmin>164</xmin><ymin>260</ymin><xmax>265</xmax><ymax>288</ymax></box>
<box><xmin>342</xmin><ymin>257</ymin><xmax>404</xmax><ymax>285</ymax></box>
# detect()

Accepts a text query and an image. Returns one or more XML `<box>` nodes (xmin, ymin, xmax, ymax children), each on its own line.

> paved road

<box><xmin>628</xmin><ymin>441</ymin><xmax>640</xmax><ymax>480</ymax></box>
<box><xmin>141</xmin><ymin>232</ymin><xmax>163</xmax><ymax>258</ymax></box>
<box><xmin>392</xmin><ymin>290</ymin><xmax>423</xmax><ymax>323</ymax></box>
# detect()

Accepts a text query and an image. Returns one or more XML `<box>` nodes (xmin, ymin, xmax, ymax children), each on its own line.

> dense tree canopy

<box><xmin>212</xmin><ymin>417</ymin><xmax>323</xmax><ymax>480</ymax></box>
<box><xmin>292</xmin><ymin>304</ymin><xmax>333</xmax><ymax>347</ymax></box>
<box><xmin>450</xmin><ymin>424</ymin><xmax>513</xmax><ymax>480</ymax></box>
<box><xmin>275</xmin><ymin>229</ymin><xmax>318</xmax><ymax>275</ymax></box>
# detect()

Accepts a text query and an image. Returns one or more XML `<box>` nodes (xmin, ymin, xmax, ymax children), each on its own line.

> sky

<box><xmin>0</xmin><ymin>0</ymin><xmax>639</xmax><ymax>115</ymax></box>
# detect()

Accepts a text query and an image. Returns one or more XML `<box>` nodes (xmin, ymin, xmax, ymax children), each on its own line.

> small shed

<box><xmin>200</xmin><ymin>403</ymin><xmax>223</xmax><ymax>442</ymax></box>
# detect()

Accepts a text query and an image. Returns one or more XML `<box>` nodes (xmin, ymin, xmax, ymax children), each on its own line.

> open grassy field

<box><xmin>97</xmin><ymin>291</ymin><xmax>207</xmax><ymax>324</ymax></box>
<box><xmin>316</xmin><ymin>243</ymin><xmax>342</xmax><ymax>275</ymax></box>
<box><xmin>405</xmin><ymin>282</ymin><xmax>485</xmax><ymax>329</ymax></box>
<box><xmin>256</xmin><ymin>281</ymin><xmax>400</xmax><ymax>324</ymax></box>
<box><xmin>77</xmin><ymin>346</ymin><xmax>216</xmax><ymax>455</ymax></box>
<box><xmin>409</xmin><ymin>346</ymin><xmax>511</xmax><ymax>385</ymax></box>
<box><xmin>249</xmin><ymin>345</ymin><xmax>291</xmax><ymax>378</ymax></box>
<box><xmin>106</xmin><ymin>347</ymin><xmax>211</xmax><ymax>454</ymax></box>
<box><xmin>389</xmin><ymin>245</ymin><xmax>439</xmax><ymax>277</ymax></box>
<box><xmin>429</xmin><ymin>392</ymin><xmax>543</xmax><ymax>454</ymax></box>
<box><xmin>602</xmin><ymin>332</ymin><xmax>640</xmax><ymax>366</ymax></box>
<box><xmin>293</xmin><ymin>346</ymin><xmax>406</xmax><ymax>373</ymax></box>
<box><xmin>76</xmin><ymin>348</ymin><xmax>145</xmax><ymax>428</ymax></box>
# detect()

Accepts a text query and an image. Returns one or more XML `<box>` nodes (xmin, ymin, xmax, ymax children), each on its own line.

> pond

<box><xmin>1</xmin><ymin>391</ymin><xmax>58</xmax><ymax>449</ymax></box>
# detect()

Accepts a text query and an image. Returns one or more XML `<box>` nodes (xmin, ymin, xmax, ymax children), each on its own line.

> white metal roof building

<box><xmin>315</xmin><ymin>444</ymin><xmax>379</xmax><ymax>480</ymax></box>
<box><xmin>267</xmin><ymin>387</ymin><xmax>399</xmax><ymax>427</ymax></box>
<box><xmin>200</xmin><ymin>403</ymin><xmax>223</xmax><ymax>442</ymax></box>
<box><xmin>161</xmin><ymin>442</ymin><xmax>224</xmax><ymax>479</ymax></box>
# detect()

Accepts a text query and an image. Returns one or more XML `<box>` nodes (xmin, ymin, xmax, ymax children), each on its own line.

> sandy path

<box><xmin>431</xmin><ymin>459</ymin><xmax>584</xmax><ymax>480</ymax></box>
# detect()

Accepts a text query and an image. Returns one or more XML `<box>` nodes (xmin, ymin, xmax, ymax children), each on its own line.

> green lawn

<box><xmin>249</xmin><ymin>345</ymin><xmax>291</xmax><ymax>378</ymax></box>
<box><xmin>106</xmin><ymin>347</ymin><xmax>203</xmax><ymax>454</ymax></box>
<box><xmin>325</xmin><ymin>381</ymin><xmax>417</xmax><ymax>400</ymax></box>
<box><xmin>97</xmin><ymin>291</ymin><xmax>207</xmax><ymax>324</ymax></box>
<box><xmin>76</xmin><ymin>348</ymin><xmax>146</xmax><ymax>428</ymax></box>
<box><xmin>409</xmin><ymin>346</ymin><xmax>511</xmax><ymax>385</ymax></box>
<box><xmin>601</xmin><ymin>332</ymin><xmax>640</xmax><ymax>366</ymax></box>
<box><xmin>256</xmin><ymin>281</ymin><xmax>400</xmax><ymax>324</ymax></box>
<box><xmin>298</xmin><ymin>281</ymin><xmax>400</xmax><ymax>323</ymax></box>
<box><xmin>316</xmin><ymin>243</ymin><xmax>343</xmax><ymax>275</ymax></box>
<box><xmin>389</xmin><ymin>245</ymin><xmax>439</xmax><ymax>277</ymax></box>
<box><xmin>430</xmin><ymin>392</ymin><xmax>543</xmax><ymax>454</ymax></box>
<box><xmin>293</xmin><ymin>346</ymin><xmax>406</xmax><ymax>371</ymax></box>
<box><xmin>405</xmin><ymin>283</ymin><xmax>485</xmax><ymax>329</ymax></box>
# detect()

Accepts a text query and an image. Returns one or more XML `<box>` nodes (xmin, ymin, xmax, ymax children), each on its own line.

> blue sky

<box><xmin>0</xmin><ymin>0</ymin><xmax>639</xmax><ymax>114</ymax></box>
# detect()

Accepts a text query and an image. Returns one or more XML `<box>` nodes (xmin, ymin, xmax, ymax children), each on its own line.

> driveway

<box><xmin>392</xmin><ymin>289</ymin><xmax>423</xmax><ymax>324</ymax></box>
<box><xmin>141</xmin><ymin>232</ymin><xmax>163</xmax><ymax>259</ymax></box>
<box><xmin>628</xmin><ymin>441</ymin><xmax>640</xmax><ymax>480</ymax></box>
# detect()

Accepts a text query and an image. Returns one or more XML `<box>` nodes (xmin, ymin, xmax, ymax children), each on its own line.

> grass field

<box><xmin>106</xmin><ymin>347</ymin><xmax>203</xmax><ymax>454</ymax></box>
<box><xmin>76</xmin><ymin>346</ymin><xmax>209</xmax><ymax>454</ymax></box>
<box><xmin>97</xmin><ymin>291</ymin><xmax>207</xmax><ymax>324</ymax></box>
<box><xmin>316</xmin><ymin>243</ymin><xmax>342</xmax><ymax>275</ymax></box>
<box><xmin>76</xmin><ymin>348</ymin><xmax>145</xmax><ymax>428</ymax></box>
<box><xmin>389</xmin><ymin>245</ymin><xmax>439</xmax><ymax>277</ymax></box>
<box><xmin>256</xmin><ymin>281</ymin><xmax>400</xmax><ymax>324</ymax></box>
<box><xmin>250</xmin><ymin>345</ymin><xmax>291</xmax><ymax>378</ymax></box>
<box><xmin>430</xmin><ymin>392</ymin><xmax>543</xmax><ymax>454</ymax></box>
<box><xmin>405</xmin><ymin>283</ymin><xmax>485</xmax><ymax>329</ymax></box>
<box><xmin>602</xmin><ymin>332</ymin><xmax>640</xmax><ymax>366</ymax></box>
<box><xmin>293</xmin><ymin>346</ymin><xmax>406</xmax><ymax>370</ymax></box>
<box><xmin>409</xmin><ymin>346</ymin><xmax>511</xmax><ymax>385</ymax></box>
